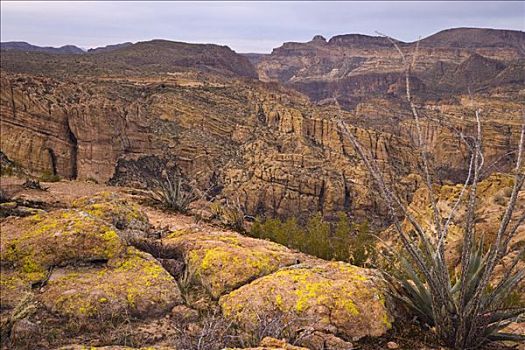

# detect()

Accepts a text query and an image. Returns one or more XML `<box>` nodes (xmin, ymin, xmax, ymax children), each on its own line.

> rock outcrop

<box><xmin>161</xmin><ymin>229</ymin><xmax>307</xmax><ymax>300</ymax></box>
<box><xmin>0</xmin><ymin>193</ymin><xmax>183</xmax><ymax>348</ymax></box>
<box><xmin>0</xmin><ymin>71</ymin><xmax>425</xmax><ymax>222</ymax></box>
<box><xmin>0</xmin><ymin>188</ymin><xmax>394</xmax><ymax>349</ymax></box>
<box><xmin>220</xmin><ymin>262</ymin><xmax>391</xmax><ymax>343</ymax></box>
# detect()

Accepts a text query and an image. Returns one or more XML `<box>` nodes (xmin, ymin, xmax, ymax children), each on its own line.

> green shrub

<box><xmin>250</xmin><ymin>212</ymin><xmax>376</xmax><ymax>266</ymax></box>
<box><xmin>39</xmin><ymin>171</ymin><xmax>60</xmax><ymax>182</ymax></box>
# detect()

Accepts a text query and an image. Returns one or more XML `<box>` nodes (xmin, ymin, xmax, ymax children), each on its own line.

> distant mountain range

<box><xmin>1</xmin><ymin>39</ymin><xmax>257</xmax><ymax>78</ymax></box>
<box><xmin>2</xmin><ymin>27</ymin><xmax>524</xmax><ymax>56</ymax></box>
<box><xmin>0</xmin><ymin>41</ymin><xmax>85</xmax><ymax>54</ymax></box>
<box><xmin>0</xmin><ymin>41</ymin><xmax>134</xmax><ymax>55</ymax></box>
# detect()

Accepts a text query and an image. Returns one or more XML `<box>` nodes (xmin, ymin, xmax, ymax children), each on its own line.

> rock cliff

<box><xmin>1</xmin><ymin>31</ymin><xmax>523</xmax><ymax>223</ymax></box>
<box><xmin>257</xmin><ymin>28</ymin><xmax>525</xmax><ymax>104</ymax></box>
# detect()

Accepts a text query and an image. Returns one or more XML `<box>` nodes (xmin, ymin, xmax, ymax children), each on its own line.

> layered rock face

<box><xmin>1</xmin><ymin>31</ymin><xmax>523</xmax><ymax>222</ymax></box>
<box><xmin>0</xmin><ymin>69</ymin><xmax>425</xmax><ymax>221</ymax></box>
<box><xmin>257</xmin><ymin>28</ymin><xmax>525</xmax><ymax>104</ymax></box>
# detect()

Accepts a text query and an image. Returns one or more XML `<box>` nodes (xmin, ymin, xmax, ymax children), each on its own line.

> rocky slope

<box><xmin>0</xmin><ymin>181</ymin><xmax>392</xmax><ymax>349</ymax></box>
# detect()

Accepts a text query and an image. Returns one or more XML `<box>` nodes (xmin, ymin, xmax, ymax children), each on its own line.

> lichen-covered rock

<box><xmin>40</xmin><ymin>247</ymin><xmax>183</xmax><ymax>320</ymax></box>
<box><xmin>163</xmin><ymin>230</ymin><xmax>306</xmax><ymax>299</ymax></box>
<box><xmin>0</xmin><ymin>268</ymin><xmax>34</xmax><ymax>310</ymax></box>
<box><xmin>227</xmin><ymin>337</ymin><xmax>309</xmax><ymax>350</ymax></box>
<box><xmin>72</xmin><ymin>191</ymin><xmax>150</xmax><ymax>232</ymax></box>
<box><xmin>219</xmin><ymin>262</ymin><xmax>391</xmax><ymax>343</ymax></box>
<box><xmin>1</xmin><ymin>209</ymin><xmax>124</xmax><ymax>282</ymax></box>
<box><xmin>59</xmin><ymin>346</ymin><xmax>176</xmax><ymax>350</ymax></box>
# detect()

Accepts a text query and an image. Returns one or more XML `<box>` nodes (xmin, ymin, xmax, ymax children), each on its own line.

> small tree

<box><xmin>337</xmin><ymin>34</ymin><xmax>525</xmax><ymax>348</ymax></box>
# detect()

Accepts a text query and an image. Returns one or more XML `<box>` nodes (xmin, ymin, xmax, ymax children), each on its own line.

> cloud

<box><xmin>1</xmin><ymin>1</ymin><xmax>523</xmax><ymax>52</ymax></box>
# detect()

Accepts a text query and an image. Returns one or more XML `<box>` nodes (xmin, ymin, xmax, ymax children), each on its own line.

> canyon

<box><xmin>2</xmin><ymin>28</ymin><xmax>524</xmax><ymax>224</ymax></box>
<box><xmin>1</xmin><ymin>27</ymin><xmax>524</xmax><ymax>350</ymax></box>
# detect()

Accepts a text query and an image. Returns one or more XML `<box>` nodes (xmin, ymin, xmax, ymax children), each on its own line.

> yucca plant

<box><xmin>337</xmin><ymin>34</ymin><xmax>525</xmax><ymax>349</ymax></box>
<box><xmin>386</xmin><ymin>238</ymin><xmax>525</xmax><ymax>344</ymax></box>
<box><xmin>149</xmin><ymin>171</ymin><xmax>198</xmax><ymax>212</ymax></box>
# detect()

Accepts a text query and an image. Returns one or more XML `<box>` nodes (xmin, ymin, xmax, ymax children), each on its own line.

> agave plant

<box><xmin>386</xmin><ymin>238</ymin><xmax>525</xmax><ymax>345</ymax></box>
<box><xmin>149</xmin><ymin>171</ymin><xmax>198</xmax><ymax>212</ymax></box>
<box><xmin>337</xmin><ymin>33</ymin><xmax>525</xmax><ymax>349</ymax></box>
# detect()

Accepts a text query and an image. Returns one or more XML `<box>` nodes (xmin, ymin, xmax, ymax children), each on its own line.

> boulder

<box><xmin>163</xmin><ymin>230</ymin><xmax>306</xmax><ymax>299</ymax></box>
<box><xmin>228</xmin><ymin>337</ymin><xmax>309</xmax><ymax>350</ymax></box>
<box><xmin>1</xmin><ymin>209</ymin><xmax>124</xmax><ymax>282</ymax></box>
<box><xmin>40</xmin><ymin>247</ymin><xmax>183</xmax><ymax>320</ymax></box>
<box><xmin>72</xmin><ymin>191</ymin><xmax>150</xmax><ymax>233</ymax></box>
<box><xmin>220</xmin><ymin>262</ymin><xmax>391</xmax><ymax>343</ymax></box>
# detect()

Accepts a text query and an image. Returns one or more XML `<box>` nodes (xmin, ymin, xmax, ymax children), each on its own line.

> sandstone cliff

<box><xmin>1</xmin><ymin>70</ymin><xmax>427</xmax><ymax>222</ymax></box>
<box><xmin>257</xmin><ymin>28</ymin><xmax>525</xmax><ymax>104</ymax></box>
<box><xmin>1</xmin><ymin>31</ymin><xmax>523</xmax><ymax>223</ymax></box>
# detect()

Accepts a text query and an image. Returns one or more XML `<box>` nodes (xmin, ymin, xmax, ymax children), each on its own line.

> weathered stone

<box><xmin>220</xmin><ymin>262</ymin><xmax>391</xmax><ymax>343</ymax></box>
<box><xmin>170</xmin><ymin>304</ymin><xmax>199</xmax><ymax>322</ymax></box>
<box><xmin>72</xmin><ymin>191</ymin><xmax>150</xmax><ymax>232</ymax></box>
<box><xmin>1</xmin><ymin>209</ymin><xmax>124</xmax><ymax>282</ymax></box>
<box><xmin>386</xmin><ymin>341</ymin><xmax>399</xmax><ymax>349</ymax></box>
<box><xmin>229</xmin><ymin>337</ymin><xmax>309</xmax><ymax>350</ymax></box>
<box><xmin>297</xmin><ymin>331</ymin><xmax>354</xmax><ymax>350</ymax></box>
<box><xmin>10</xmin><ymin>319</ymin><xmax>39</xmax><ymax>347</ymax></box>
<box><xmin>40</xmin><ymin>247</ymin><xmax>183</xmax><ymax>320</ymax></box>
<box><xmin>163</xmin><ymin>230</ymin><xmax>306</xmax><ymax>299</ymax></box>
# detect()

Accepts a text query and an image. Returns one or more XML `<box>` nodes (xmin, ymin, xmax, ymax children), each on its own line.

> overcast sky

<box><xmin>1</xmin><ymin>1</ymin><xmax>524</xmax><ymax>53</ymax></box>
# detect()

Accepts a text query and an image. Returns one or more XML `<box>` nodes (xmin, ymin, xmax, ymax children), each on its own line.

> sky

<box><xmin>1</xmin><ymin>1</ymin><xmax>524</xmax><ymax>53</ymax></box>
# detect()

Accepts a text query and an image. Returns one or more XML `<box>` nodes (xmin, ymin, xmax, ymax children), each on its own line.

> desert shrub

<box><xmin>0</xmin><ymin>164</ymin><xmax>14</xmax><ymax>176</ymax></box>
<box><xmin>86</xmin><ymin>176</ymin><xmax>99</xmax><ymax>184</ymax></box>
<box><xmin>493</xmin><ymin>193</ymin><xmax>506</xmax><ymax>206</ymax></box>
<box><xmin>148</xmin><ymin>170</ymin><xmax>198</xmax><ymax>212</ymax></box>
<box><xmin>39</xmin><ymin>171</ymin><xmax>60</xmax><ymax>182</ymax></box>
<box><xmin>220</xmin><ymin>199</ymin><xmax>246</xmax><ymax>231</ymax></box>
<box><xmin>250</xmin><ymin>212</ymin><xmax>376</xmax><ymax>265</ymax></box>
<box><xmin>173</xmin><ymin>311</ymin><xmax>241</xmax><ymax>350</ymax></box>
<box><xmin>208</xmin><ymin>200</ymin><xmax>247</xmax><ymax>231</ymax></box>
<box><xmin>0</xmin><ymin>189</ymin><xmax>12</xmax><ymax>203</ymax></box>
<box><xmin>347</xmin><ymin>221</ymin><xmax>377</xmax><ymax>266</ymax></box>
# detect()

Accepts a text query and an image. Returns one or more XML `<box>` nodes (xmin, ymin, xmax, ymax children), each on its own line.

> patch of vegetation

<box><xmin>148</xmin><ymin>170</ymin><xmax>198</xmax><ymax>213</ymax></box>
<box><xmin>210</xmin><ymin>200</ymin><xmax>246</xmax><ymax>231</ymax></box>
<box><xmin>250</xmin><ymin>212</ymin><xmax>376</xmax><ymax>265</ymax></box>
<box><xmin>39</xmin><ymin>171</ymin><xmax>60</xmax><ymax>182</ymax></box>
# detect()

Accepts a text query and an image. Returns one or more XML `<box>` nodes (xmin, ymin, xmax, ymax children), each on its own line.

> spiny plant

<box><xmin>149</xmin><ymin>170</ymin><xmax>198</xmax><ymax>212</ymax></box>
<box><xmin>386</xmin><ymin>238</ymin><xmax>525</xmax><ymax>343</ymax></box>
<box><xmin>338</xmin><ymin>33</ymin><xmax>525</xmax><ymax>348</ymax></box>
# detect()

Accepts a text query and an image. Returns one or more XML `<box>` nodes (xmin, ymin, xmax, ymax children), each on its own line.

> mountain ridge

<box><xmin>0</xmin><ymin>41</ymin><xmax>85</xmax><ymax>54</ymax></box>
